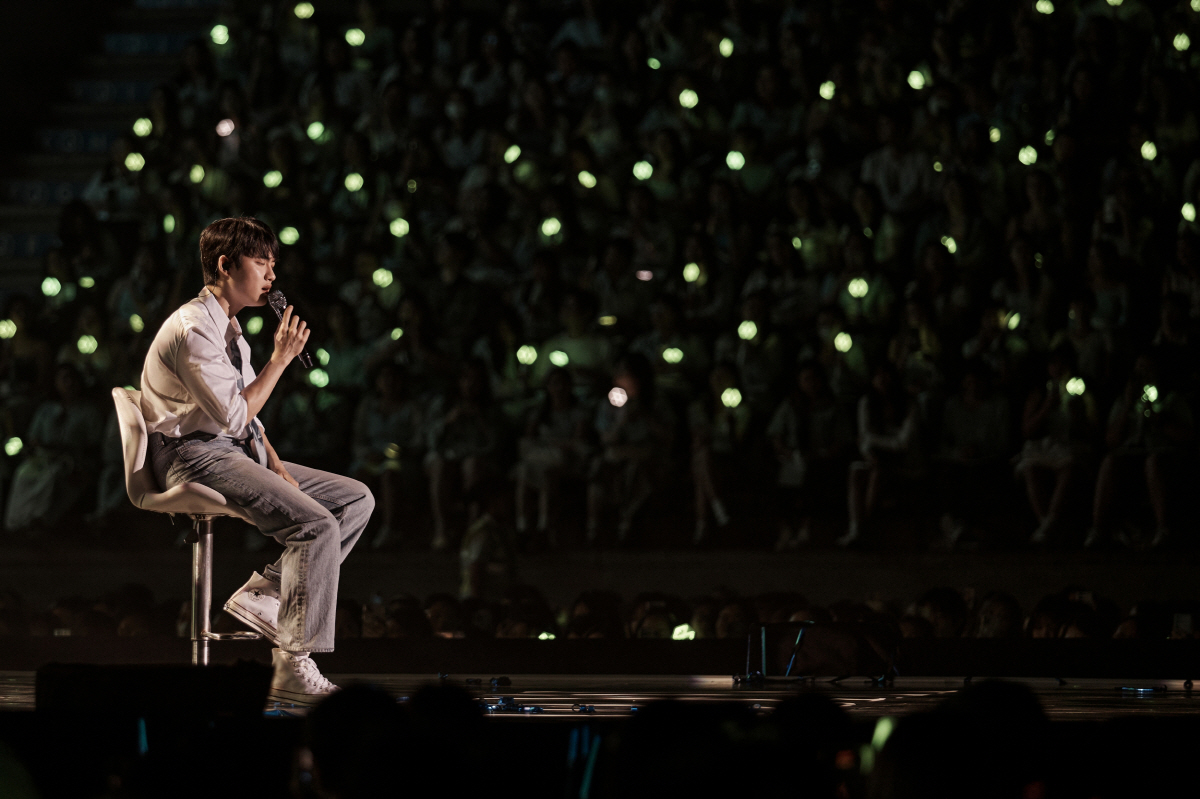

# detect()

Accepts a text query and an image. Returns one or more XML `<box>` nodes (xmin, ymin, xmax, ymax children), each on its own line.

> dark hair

<box><xmin>198</xmin><ymin>217</ymin><xmax>279</xmax><ymax>286</ymax></box>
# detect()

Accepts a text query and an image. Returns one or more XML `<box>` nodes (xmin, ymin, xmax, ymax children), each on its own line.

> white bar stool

<box><xmin>111</xmin><ymin>388</ymin><xmax>261</xmax><ymax>665</ymax></box>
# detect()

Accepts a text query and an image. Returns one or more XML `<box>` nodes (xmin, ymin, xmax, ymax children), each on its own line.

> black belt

<box><xmin>149</xmin><ymin>430</ymin><xmax>250</xmax><ymax>450</ymax></box>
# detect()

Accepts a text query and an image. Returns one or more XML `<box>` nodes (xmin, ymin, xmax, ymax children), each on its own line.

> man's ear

<box><xmin>217</xmin><ymin>254</ymin><xmax>230</xmax><ymax>278</ymax></box>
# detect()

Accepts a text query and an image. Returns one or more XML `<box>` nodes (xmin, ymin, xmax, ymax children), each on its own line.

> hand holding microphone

<box><xmin>267</xmin><ymin>288</ymin><xmax>314</xmax><ymax>369</ymax></box>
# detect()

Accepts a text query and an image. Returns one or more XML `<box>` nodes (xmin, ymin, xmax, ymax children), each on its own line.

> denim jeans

<box><xmin>152</xmin><ymin>436</ymin><xmax>373</xmax><ymax>653</ymax></box>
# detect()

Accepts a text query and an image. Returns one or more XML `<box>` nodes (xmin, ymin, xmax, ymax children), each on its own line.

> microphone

<box><xmin>266</xmin><ymin>288</ymin><xmax>314</xmax><ymax>369</ymax></box>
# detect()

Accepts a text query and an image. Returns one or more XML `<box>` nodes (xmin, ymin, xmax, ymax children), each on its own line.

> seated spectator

<box><xmin>587</xmin><ymin>353</ymin><xmax>674</xmax><ymax>544</ymax></box>
<box><xmin>1088</xmin><ymin>352</ymin><xmax>1193</xmax><ymax>549</ymax></box>
<box><xmin>351</xmin><ymin>362</ymin><xmax>426</xmax><ymax>550</ymax></box>
<box><xmin>426</xmin><ymin>359</ymin><xmax>507</xmax><ymax>550</ymax></box>
<box><xmin>935</xmin><ymin>366</ymin><xmax>1011</xmax><ymax>548</ymax></box>
<box><xmin>515</xmin><ymin>368</ymin><xmax>590</xmax><ymax>547</ymax></box>
<box><xmin>1017</xmin><ymin>349</ymin><xmax>1098</xmax><ymax>545</ymax></box>
<box><xmin>767</xmin><ymin>361</ymin><xmax>852</xmax><ymax>550</ymax></box>
<box><xmin>535</xmin><ymin>290</ymin><xmax>613</xmax><ymax>403</ymax></box>
<box><xmin>630</xmin><ymin>295</ymin><xmax>709</xmax><ymax>404</ymax></box>
<box><xmin>688</xmin><ymin>363</ymin><xmax>751</xmax><ymax>545</ymax></box>
<box><xmin>839</xmin><ymin>363</ymin><xmax>923</xmax><ymax>547</ymax></box>
<box><xmin>5</xmin><ymin>365</ymin><xmax>103</xmax><ymax>533</ymax></box>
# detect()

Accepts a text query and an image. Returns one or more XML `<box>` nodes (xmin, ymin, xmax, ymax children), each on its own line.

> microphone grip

<box><xmin>268</xmin><ymin>303</ymin><xmax>314</xmax><ymax>369</ymax></box>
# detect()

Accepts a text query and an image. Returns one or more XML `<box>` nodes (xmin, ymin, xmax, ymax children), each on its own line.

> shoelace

<box><xmin>292</xmin><ymin>656</ymin><xmax>337</xmax><ymax>692</ymax></box>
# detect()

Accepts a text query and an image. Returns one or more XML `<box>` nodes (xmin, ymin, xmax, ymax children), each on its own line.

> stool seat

<box><xmin>112</xmin><ymin>388</ymin><xmax>262</xmax><ymax>664</ymax></box>
<box><xmin>112</xmin><ymin>388</ymin><xmax>251</xmax><ymax>521</ymax></box>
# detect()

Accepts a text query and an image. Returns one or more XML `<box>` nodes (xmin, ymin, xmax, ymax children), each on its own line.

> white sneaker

<box><xmin>267</xmin><ymin>649</ymin><xmax>339</xmax><ymax>707</ymax></box>
<box><xmin>224</xmin><ymin>571</ymin><xmax>281</xmax><ymax>645</ymax></box>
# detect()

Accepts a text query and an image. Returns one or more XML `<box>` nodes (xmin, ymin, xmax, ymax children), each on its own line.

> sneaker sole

<box><xmin>223</xmin><ymin>600</ymin><xmax>281</xmax><ymax>645</ymax></box>
<box><xmin>266</xmin><ymin>687</ymin><xmax>333</xmax><ymax>707</ymax></box>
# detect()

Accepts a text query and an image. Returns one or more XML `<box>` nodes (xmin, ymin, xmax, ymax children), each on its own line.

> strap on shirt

<box><xmin>228</xmin><ymin>337</ymin><xmax>269</xmax><ymax>468</ymax></box>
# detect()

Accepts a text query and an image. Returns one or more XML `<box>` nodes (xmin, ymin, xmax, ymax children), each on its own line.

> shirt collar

<box><xmin>198</xmin><ymin>287</ymin><xmax>243</xmax><ymax>346</ymax></box>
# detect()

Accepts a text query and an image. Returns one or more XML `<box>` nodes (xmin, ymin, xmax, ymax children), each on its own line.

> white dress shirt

<box><xmin>140</xmin><ymin>287</ymin><xmax>265</xmax><ymax>440</ymax></box>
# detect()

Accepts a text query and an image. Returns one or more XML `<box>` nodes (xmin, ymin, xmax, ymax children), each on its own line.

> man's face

<box><xmin>222</xmin><ymin>254</ymin><xmax>275</xmax><ymax>307</ymax></box>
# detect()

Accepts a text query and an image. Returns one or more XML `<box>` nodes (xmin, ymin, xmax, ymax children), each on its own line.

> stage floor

<box><xmin>4</xmin><ymin>671</ymin><xmax>1199</xmax><ymax>719</ymax></box>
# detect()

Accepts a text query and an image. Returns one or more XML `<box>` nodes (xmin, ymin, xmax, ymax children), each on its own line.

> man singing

<box><xmin>140</xmin><ymin>217</ymin><xmax>374</xmax><ymax>706</ymax></box>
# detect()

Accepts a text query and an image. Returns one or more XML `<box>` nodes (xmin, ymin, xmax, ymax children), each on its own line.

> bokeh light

<box><xmin>516</xmin><ymin>345</ymin><xmax>538</xmax><ymax>365</ymax></box>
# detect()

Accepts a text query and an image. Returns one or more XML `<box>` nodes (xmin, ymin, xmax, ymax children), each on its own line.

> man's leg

<box><xmin>260</xmin><ymin>462</ymin><xmax>374</xmax><ymax>651</ymax></box>
<box><xmin>165</xmin><ymin>441</ymin><xmax>372</xmax><ymax>653</ymax></box>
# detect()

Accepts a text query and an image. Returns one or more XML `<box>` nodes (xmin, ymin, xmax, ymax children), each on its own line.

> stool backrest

<box><xmin>110</xmin><ymin>387</ymin><xmax>242</xmax><ymax>517</ymax></box>
<box><xmin>111</xmin><ymin>387</ymin><xmax>157</xmax><ymax>509</ymax></box>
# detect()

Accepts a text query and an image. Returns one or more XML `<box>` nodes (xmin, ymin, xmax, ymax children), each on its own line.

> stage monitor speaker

<box><xmin>35</xmin><ymin>661</ymin><xmax>272</xmax><ymax>718</ymax></box>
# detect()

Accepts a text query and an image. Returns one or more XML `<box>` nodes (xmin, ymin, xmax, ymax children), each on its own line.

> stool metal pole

<box><xmin>191</xmin><ymin>516</ymin><xmax>214</xmax><ymax>666</ymax></box>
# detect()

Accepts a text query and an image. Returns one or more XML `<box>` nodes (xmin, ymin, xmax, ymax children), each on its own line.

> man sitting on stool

<box><xmin>140</xmin><ymin>217</ymin><xmax>374</xmax><ymax>706</ymax></box>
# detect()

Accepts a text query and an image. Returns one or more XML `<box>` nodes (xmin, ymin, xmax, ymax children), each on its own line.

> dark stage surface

<box><xmin>4</xmin><ymin>671</ymin><xmax>1199</xmax><ymax>720</ymax></box>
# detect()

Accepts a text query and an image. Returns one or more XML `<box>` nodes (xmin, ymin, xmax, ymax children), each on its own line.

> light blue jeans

<box><xmin>152</xmin><ymin>436</ymin><xmax>374</xmax><ymax>653</ymax></box>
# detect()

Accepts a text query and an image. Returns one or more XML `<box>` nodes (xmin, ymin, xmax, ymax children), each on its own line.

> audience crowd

<box><xmin>1</xmin><ymin>579</ymin><xmax>1197</xmax><ymax>642</ymax></box>
<box><xmin>6</xmin><ymin>0</ymin><xmax>1200</xmax><ymax>552</ymax></box>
